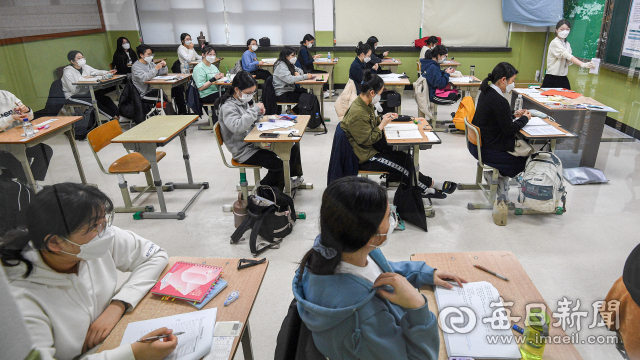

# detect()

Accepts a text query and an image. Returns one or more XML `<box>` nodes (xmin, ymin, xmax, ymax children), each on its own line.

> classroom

<box><xmin>1</xmin><ymin>0</ymin><xmax>639</xmax><ymax>359</ymax></box>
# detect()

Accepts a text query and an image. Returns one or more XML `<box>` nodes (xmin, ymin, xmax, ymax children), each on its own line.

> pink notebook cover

<box><xmin>151</xmin><ymin>261</ymin><xmax>223</xmax><ymax>302</ymax></box>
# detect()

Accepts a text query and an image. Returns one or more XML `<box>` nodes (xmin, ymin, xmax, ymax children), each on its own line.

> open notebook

<box><xmin>434</xmin><ymin>281</ymin><xmax>521</xmax><ymax>359</ymax></box>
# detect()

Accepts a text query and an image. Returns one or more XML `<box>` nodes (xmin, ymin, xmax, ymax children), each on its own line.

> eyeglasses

<box><xmin>88</xmin><ymin>211</ymin><xmax>114</xmax><ymax>237</ymax></box>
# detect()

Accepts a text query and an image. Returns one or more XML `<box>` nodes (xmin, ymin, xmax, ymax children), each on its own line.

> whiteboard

<box><xmin>136</xmin><ymin>0</ymin><xmax>314</xmax><ymax>46</ymax></box>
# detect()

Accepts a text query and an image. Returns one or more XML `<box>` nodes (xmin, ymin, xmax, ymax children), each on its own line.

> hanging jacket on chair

<box><xmin>185</xmin><ymin>80</ymin><xmax>203</xmax><ymax>116</ymax></box>
<box><xmin>42</xmin><ymin>79</ymin><xmax>67</xmax><ymax>116</ymax></box>
<box><xmin>261</xmin><ymin>76</ymin><xmax>279</xmax><ymax>115</ymax></box>
<box><xmin>118</xmin><ymin>76</ymin><xmax>146</xmax><ymax>124</ymax></box>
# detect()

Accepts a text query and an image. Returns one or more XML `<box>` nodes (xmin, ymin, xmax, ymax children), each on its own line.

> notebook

<box><xmin>434</xmin><ymin>281</ymin><xmax>521</xmax><ymax>359</ymax></box>
<box><xmin>151</xmin><ymin>261</ymin><xmax>223</xmax><ymax>302</ymax></box>
<box><xmin>189</xmin><ymin>279</ymin><xmax>228</xmax><ymax>310</ymax></box>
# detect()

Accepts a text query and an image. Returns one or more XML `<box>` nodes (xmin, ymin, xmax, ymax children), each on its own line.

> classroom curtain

<box><xmin>136</xmin><ymin>0</ymin><xmax>314</xmax><ymax>45</ymax></box>
<box><xmin>502</xmin><ymin>0</ymin><xmax>563</xmax><ymax>27</ymax></box>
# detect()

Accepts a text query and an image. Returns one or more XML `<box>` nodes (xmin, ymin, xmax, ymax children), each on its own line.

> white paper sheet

<box><xmin>385</xmin><ymin>129</ymin><xmax>423</xmax><ymax>140</ymax></box>
<box><xmin>379</xmin><ymin>74</ymin><xmax>404</xmax><ymax>82</ymax></box>
<box><xmin>257</xmin><ymin>120</ymin><xmax>295</xmax><ymax>131</ymax></box>
<box><xmin>522</xmin><ymin>124</ymin><xmax>565</xmax><ymax>136</ymax></box>
<box><xmin>152</xmin><ymin>76</ymin><xmax>178</xmax><ymax>81</ymax></box>
<box><xmin>425</xmin><ymin>132</ymin><xmax>440</xmax><ymax>142</ymax></box>
<box><xmin>435</xmin><ymin>282</ymin><xmax>521</xmax><ymax>359</ymax></box>
<box><xmin>203</xmin><ymin>337</ymin><xmax>234</xmax><ymax>360</ymax></box>
<box><xmin>77</xmin><ymin>77</ymin><xmax>102</xmax><ymax>82</ymax></box>
<box><xmin>524</xmin><ymin>117</ymin><xmax>548</xmax><ymax>126</ymax></box>
<box><xmin>261</xmin><ymin>58</ymin><xmax>277</xmax><ymax>63</ymax></box>
<box><xmin>385</xmin><ymin>124</ymin><xmax>419</xmax><ymax>131</ymax></box>
<box><xmin>450</xmin><ymin>76</ymin><xmax>470</xmax><ymax>83</ymax></box>
<box><xmin>590</xmin><ymin>58</ymin><xmax>601</xmax><ymax>75</ymax></box>
<box><xmin>514</xmin><ymin>88</ymin><xmax>541</xmax><ymax>94</ymax></box>
<box><xmin>214</xmin><ymin>322</ymin><xmax>242</xmax><ymax>337</ymax></box>
<box><xmin>120</xmin><ymin>308</ymin><xmax>217</xmax><ymax>360</ymax></box>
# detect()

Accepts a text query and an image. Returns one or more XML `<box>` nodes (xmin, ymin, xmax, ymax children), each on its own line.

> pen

<box><xmin>473</xmin><ymin>264</ymin><xmax>509</xmax><ymax>281</ymax></box>
<box><xmin>137</xmin><ymin>331</ymin><xmax>185</xmax><ymax>342</ymax></box>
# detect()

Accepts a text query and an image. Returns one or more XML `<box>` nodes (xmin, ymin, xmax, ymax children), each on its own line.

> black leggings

<box><xmin>250</xmin><ymin>69</ymin><xmax>272</xmax><ymax>81</ymax></box>
<box><xmin>359</xmin><ymin>150</ymin><xmax>433</xmax><ymax>193</ymax></box>
<box><xmin>0</xmin><ymin>144</ymin><xmax>53</xmax><ymax>182</ymax></box>
<box><xmin>243</xmin><ymin>144</ymin><xmax>303</xmax><ymax>191</ymax></box>
<box><xmin>67</xmin><ymin>88</ymin><xmax>119</xmax><ymax>119</ymax></box>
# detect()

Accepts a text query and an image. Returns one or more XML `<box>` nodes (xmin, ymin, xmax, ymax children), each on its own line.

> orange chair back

<box><xmin>466</xmin><ymin>119</ymin><xmax>481</xmax><ymax>147</ymax></box>
<box><xmin>214</xmin><ymin>123</ymin><xmax>224</xmax><ymax>146</ymax></box>
<box><xmin>87</xmin><ymin>120</ymin><xmax>123</xmax><ymax>153</ymax></box>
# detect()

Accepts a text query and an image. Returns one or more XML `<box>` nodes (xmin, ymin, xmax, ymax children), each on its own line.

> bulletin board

<box><xmin>564</xmin><ymin>0</ymin><xmax>606</xmax><ymax>59</ymax></box>
<box><xmin>601</xmin><ymin>0</ymin><xmax>640</xmax><ymax>68</ymax></box>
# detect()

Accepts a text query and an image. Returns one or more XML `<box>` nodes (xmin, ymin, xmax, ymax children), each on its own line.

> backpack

<box><xmin>453</xmin><ymin>96</ymin><xmax>476</xmax><ymax>131</ymax></box>
<box><xmin>230</xmin><ymin>59</ymin><xmax>243</xmax><ymax>75</ymax></box>
<box><xmin>0</xmin><ymin>179</ymin><xmax>31</xmax><ymax>237</ymax></box>
<box><xmin>517</xmin><ymin>151</ymin><xmax>567</xmax><ymax>213</ymax></box>
<box><xmin>73</xmin><ymin>107</ymin><xmax>97</xmax><ymax>140</ymax></box>
<box><xmin>230</xmin><ymin>185</ymin><xmax>296</xmax><ymax>256</ymax></box>
<box><xmin>297</xmin><ymin>93</ymin><xmax>327</xmax><ymax>134</ymax></box>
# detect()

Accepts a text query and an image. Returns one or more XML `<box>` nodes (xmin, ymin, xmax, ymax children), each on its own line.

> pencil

<box><xmin>474</xmin><ymin>264</ymin><xmax>509</xmax><ymax>281</ymax></box>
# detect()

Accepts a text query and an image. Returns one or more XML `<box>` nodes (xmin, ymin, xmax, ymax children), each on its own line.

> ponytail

<box><xmin>214</xmin><ymin>71</ymin><xmax>257</xmax><ymax>111</ymax></box>
<box><xmin>300</xmin><ymin>34</ymin><xmax>314</xmax><ymax>45</ymax></box>
<box><xmin>480</xmin><ymin>62</ymin><xmax>519</xmax><ymax>92</ymax></box>
<box><xmin>429</xmin><ymin>45</ymin><xmax>448</xmax><ymax>59</ymax></box>
<box><xmin>361</xmin><ymin>70</ymin><xmax>384</xmax><ymax>95</ymax></box>
<box><xmin>355</xmin><ymin>41</ymin><xmax>371</xmax><ymax>56</ymax></box>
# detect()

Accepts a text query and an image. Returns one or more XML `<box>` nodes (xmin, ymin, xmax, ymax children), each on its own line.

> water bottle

<box><xmin>470</xmin><ymin>65</ymin><xmax>475</xmax><ymax>80</ymax></box>
<box><xmin>515</xmin><ymin>94</ymin><xmax>523</xmax><ymax>112</ymax></box>
<box><xmin>327</xmin><ymin>52</ymin><xmax>331</xmax><ymax>61</ymax></box>
<box><xmin>519</xmin><ymin>309</ymin><xmax>550</xmax><ymax>360</ymax></box>
<box><xmin>182</xmin><ymin>61</ymin><xmax>189</xmax><ymax>74</ymax></box>
<box><xmin>22</xmin><ymin>118</ymin><xmax>34</xmax><ymax>138</ymax></box>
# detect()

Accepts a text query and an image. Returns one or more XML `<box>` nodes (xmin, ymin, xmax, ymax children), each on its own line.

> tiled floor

<box><xmin>38</xmin><ymin>92</ymin><xmax>637</xmax><ymax>360</ymax></box>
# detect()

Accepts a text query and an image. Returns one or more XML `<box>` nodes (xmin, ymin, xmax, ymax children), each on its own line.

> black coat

<box><xmin>112</xmin><ymin>49</ymin><xmax>137</xmax><ymax>75</ymax></box>
<box><xmin>118</xmin><ymin>77</ymin><xmax>146</xmax><ymax>124</ymax></box>
<box><xmin>327</xmin><ymin>122</ymin><xmax>360</xmax><ymax>185</ymax></box>
<box><xmin>42</xmin><ymin>79</ymin><xmax>66</xmax><ymax>116</ymax></box>
<box><xmin>473</xmin><ymin>86</ymin><xmax>529</xmax><ymax>152</ymax></box>
<box><xmin>262</xmin><ymin>76</ymin><xmax>279</xmax><ymax>115</ymax></box>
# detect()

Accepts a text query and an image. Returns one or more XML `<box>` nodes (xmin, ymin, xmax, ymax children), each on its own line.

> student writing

<box><xmin>293</xmin><ymin>176</ymin><xmax>467</xmax><ymax>360</ymax></box>
<box><xmin>366</xmin><ymin>36</ymin><xmax>390</xmax><ymax>74</ymax></box>
<box><xmin>296</xmin><ymin>34</ymin><xmax>325</xmax><ymax>74</ymax></box>
<box><xmin>420</xmin><ymin>45</ymin><xmax>460</xmax><ymax>106</ymax></box>
<box><xmin>273</xmin><ymin>47</ymin><xmax>312</xmax><ymax>113</ymax></box>
<box><xmin>0</xmin><ymin>183</ymin><xmax>174</xmax><ymax>360</ymax></box>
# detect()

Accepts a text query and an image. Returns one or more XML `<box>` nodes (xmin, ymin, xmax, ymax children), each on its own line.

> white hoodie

<box><xmin>61</xmin><ymin>64</ymin><xmax>110</xmax><ymax>99</ymax></box>
<box><xmin>0</xmin><ymin>90</ymin><xmax>34</xmax><ymax>131</ymax></box>
<box><xmin>4</xmin><ymin>226</ymin><xmax>169</xmax><ymax>360</ymax></box>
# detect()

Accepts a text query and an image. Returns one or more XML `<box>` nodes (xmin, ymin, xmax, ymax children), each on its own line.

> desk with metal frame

<box><xmin>379</xmin><ymin>58</ymin><xmax>402</xmax><ymax>73</ymax></box>
<box><xmin>144</xmin><ymin>74</ymin><xmax>192</xmax><ymax>115</ymax></box>
<box><xmin>72</xmin><ymin>75</ymin><xmax>126</xmax><ymax>125</ymax></box>
<box><xmin>314</xmin><ymin>58</ymin><xmax>339</xmax><ymax>100</ymax></box>
<box><xmin>295</xmin><ymin>74</ymin><xmax>328</xmax><ymax>121</ymax></box>
<box><xmin>111</xmin><ymin>115</ymin><xmax>208</xmax><ymax>220</ymax></box>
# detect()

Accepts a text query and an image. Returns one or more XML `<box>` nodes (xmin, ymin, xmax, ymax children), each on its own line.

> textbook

<box><xmin>151</xmin><ymin>261</ymin><xmax>223</xmax><ymax>302</ymax></box>
<box><xmin>188</xmin><ymin>279</ymin><xmax>228</xmax><ymax>310</ymax></box>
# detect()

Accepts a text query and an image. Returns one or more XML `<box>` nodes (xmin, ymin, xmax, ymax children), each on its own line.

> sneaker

<box><xmin>290</xmin><ymin>176</ymin><xmax>305</xmax><ymax>188</ymax></box>
<box><xmin>492</xmin><ymin>195</ymin><xmax>508</xmax><ymax>226</ymax></box>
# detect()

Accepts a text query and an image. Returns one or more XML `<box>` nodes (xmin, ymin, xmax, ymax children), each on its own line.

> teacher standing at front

<box><xmin>542</xmin><ymin>19</ymin><xmax>594</xmax><ymax>90</ymax></box>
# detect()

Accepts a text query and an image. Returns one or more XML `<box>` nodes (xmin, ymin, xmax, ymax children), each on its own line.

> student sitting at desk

<box><xmin>111</xmin><ymin>37</ymin><xmax>137</xmax><ymax>75</ymax></box>
<box><xmin>366</xmin><ymin>36</ymin><xmax>391</xmax><ymax>74</ymax></box>
<box><xmin>293</xmin><ymin>176</ymin><xmax>467</xmax><ymax>360</ymax></box>
<box><xmin>177</xmin><ymin>33</ymin><xmax>202</xmax><ymax>68</ymax></box>
<box><xmin>420</xmin><ymin>45</ymin><xmax>460</xmax><ymax>106</ymax></box>
<box><xmin>193</xmin><ymin>44</ymin><xmax>224</xmax><ymax>122</ymax></box>
<box><xmin>62</xmin><ymin>51</ymin><xmax>120</xmax><ymax>121</ymax></box>
<box><xmin>273</xmin><ymin>47</ymin><xmax>313</xmax><ymax>113</ymax></box>
<box><xmin>349</xmin><ymin>42</ymin><xmax>378</xmax><ymax>95</ymax></box>
<box><xmin>216</xmin><ymin>71</ymin><xmax>304</xmax><ymax>191</ymax></box>
<box><xmin>469</xmin><ymin>62</ymin><xmax>531</xmax><ymax>200</ymax></box>
<box><xmin>341</xmin><ymin>70</ymin><xmax>457</xmax><ymax>199</ymax></box>
<box><xmin>296</xmin><ymin>34</ymin><xmax>325</xmax><ymax>74</ymax></box>
<box><xmin>419</xmin><ymin>36</ymin><xmax>439</xmax><ymax>60</ymax></box>
<box><xmin>132</xmin><ymin>44</ymin><xmax>180</xmax><ymax>115</ymax></box>
<box><xmin>0</xmin><ymin>90</ymin><xmax>53</xmax><ymax>185</ymax></box>
<box><xmin>0</xmin><ymin>183</ymin><xmax>173</xmax><ymax>360</ymax></box>
<box><xmin>242</xmin><ymin>38</ymin><xmax>272</xmax><ymax>81</ymax></box>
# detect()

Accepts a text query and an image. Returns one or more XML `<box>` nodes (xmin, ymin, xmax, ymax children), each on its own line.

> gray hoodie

<box><xmin>132</xmin><ymin>59</ymin><xmax>168</xmax><ymax>96</ymax></box>
<box><xmin>219</xmin><ymin>96</ymin><xmax>262</xmax><ymax>162</ymax></box>
<box><xmin>273</xmin><ymin>61</ymin><xmax>306</xmax><ymax>97</ymax></box>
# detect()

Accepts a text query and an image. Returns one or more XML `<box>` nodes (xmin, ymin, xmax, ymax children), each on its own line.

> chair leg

<box><xmin>130</xmin><ymin>170</ymin><xmax>174</xmax><ymax>192</ymax></box>
<box><xmin>253</xmin><ymin>168</ymin><xmax>261</xmax><ymax>186</ymax></box>
<box><xmin>115</xmin><ymin>174</ymin><xmax>148</xmax><ymax>213</ymax></box>
<box><xmin>239</xmin><ymin>168</ymin><xmax>249</xmax><ymax>200</ymax></box>
<box><xmin>458</xmin><ymin>163</ymin><xmax>483</xmax><ymax>191</ymax></box>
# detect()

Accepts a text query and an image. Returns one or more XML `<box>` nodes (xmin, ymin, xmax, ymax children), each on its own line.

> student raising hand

<box><xmin>131</xmin><ymin>328</ymin><xmax>178</xmax><ymax>360</ymax></box>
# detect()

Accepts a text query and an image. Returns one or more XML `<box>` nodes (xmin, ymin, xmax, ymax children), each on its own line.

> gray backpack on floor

<box><xmin>517</xmin><ymin>151</ymin><xmax>567</xmax><ymax>213</ymax></box>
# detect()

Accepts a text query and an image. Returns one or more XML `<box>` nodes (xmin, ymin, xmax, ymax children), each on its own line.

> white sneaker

<box><xmin>290</xmin><ymin>176</ymin><xmax>305</xmax><ymax>188</ymax></box>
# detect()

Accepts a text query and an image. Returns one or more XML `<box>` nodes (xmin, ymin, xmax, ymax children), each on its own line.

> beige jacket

<box><xmin>334</xmin><ymin>79</ymin><xmax>358</xmax><ymax>120</ymax></box>
<box><xmin>412</xmin><ymin>76</ymin><xmax>434</xmax><ymax>121</ymax></box>
<box><xmin>546</xmin><ymin>37</ymin><xmax>574</xmax><ymax>77</ymax></box>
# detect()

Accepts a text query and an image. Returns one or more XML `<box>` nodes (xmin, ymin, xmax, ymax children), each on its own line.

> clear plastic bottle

<box><xmin>515</xmin><ymin>94</ymin><xmax>523</xmax><ymax>112</ymax></box>
<box><xmin>182</xmin><ymin>61</ymin><xmax>190</xmax><ymax>74</ymax></box>
<box><xmin>519</xmin><ymin>309</ymin><xmax>550</xmax><ymax>360</ymax></box>
<box><xmin>470</xmin><ymin>65</ymin><xmax>475</xmax><ymax>79</ymax></box>
<box><xmin>22</xmin><ymin>118</ymin><xmax>34</xmax><ymax>138</ymax></box>
<box><xmin>327</xmin><ymin>52</ymin><xmax>331</xmax><ymax>61</ymax></box>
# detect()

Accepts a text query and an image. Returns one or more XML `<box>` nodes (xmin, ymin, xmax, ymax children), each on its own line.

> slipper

<box><xmin>442</xmin><ymin>181</ymin><xmax>458</xmax><ymax>194</ymax></box>
<box><xmin>423</xmin><ymin>189</ymin><xmax>447</xmax><ymax>199</ymax></box>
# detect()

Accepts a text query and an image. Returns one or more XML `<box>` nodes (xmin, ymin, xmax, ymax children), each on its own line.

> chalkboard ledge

<box><xmin>148</xmin><ymin>44</ymin><xmax>512</xmax><ymax>53</ymax></box>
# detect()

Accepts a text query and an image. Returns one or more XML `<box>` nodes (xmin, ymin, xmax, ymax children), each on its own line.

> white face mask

<box><xmin>506</xmin><ymin>82</ymin><xmax>515</xmax><ymax>94</ymax></box>
<box><xmin>289</xmin><ymin>57</ymin><xmax>297</xmax><ymax>65</ymax></box>
<box><xmin>251</xmin><ymin>45</ymin><xmax>258</xmax><ymax>51</ymax></box>
<box><xmin>59</xmin><ymin>227</ymin><xmax>114</xmax><ymax>261</ymax></box>
<box><xmin>76</xmin><ymin>58</ymin><xmax>86</xmax><ymax>67</ymax></box>
<box><xmin>370</xmin><ymin>214</ymin><xmax>396</xmax><ymax>249</ymax></box>
<box><xmin>307</xmin><ymin>43</ymin><xmax>313</xmax><ymax>48</ymax></box>
<box><xmin>364</xmin><ymin>56</ymin><xmax>371</xmax><ymax>63</ymax></box>
<box><xmin>374</xmin><ymin>45</ymin><xmax>378</xmax><ymax>49</ymax></box>
<box><xmin>144</xmin><ymin>55</ymin><xmax>154</xmax><ymax>63</ymax></box>
<box><xmin>237</xmin><ymin>91</ymin><xmax>253</xmax><ymax>103</ymax></box>
<box><xmin>372</xmin><ymin>93</ymin><xmax>381</xmax><ymax>104</ymax></box>
<box><xmin>558</xmin><ymin>30</ymin><xmax>570</xmax><ymax>39</ymax></box>
<box><xmin>206</xmin><ymin>55</ymin><xmax>217</xmax><ymax>63</ymax></box>
<box><xmin>122</xmin><ymin>43</ymin><xmax>130</xmax><ymax>50</ymax></box>
<box><xmin>185</xmin><ymin>40</ymin><xmax>192</xmax><ymax>45</ymax></box>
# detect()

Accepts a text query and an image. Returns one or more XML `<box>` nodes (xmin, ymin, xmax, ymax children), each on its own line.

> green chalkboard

<box><xmin>603</xmin><ymin>0</ymin><xmax>636</xmax><ymax>67</ymax></box>
<box><xmin>564</xmin><ymin>0</ymin><xmax>606</xmax><ymax>59</ymax></box>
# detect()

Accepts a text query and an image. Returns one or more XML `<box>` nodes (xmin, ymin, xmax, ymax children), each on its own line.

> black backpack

<box><xmin>0</xmin><ymin>179</ymin><xmax>31</xmax><ymax>237</ymax></box>
<box><xmin>230</xmin><ymin>185</ymin><xmax>296</xmax><ymax>256</ymax></box>
<box><xmin>296</xmin><ymin>93</ymin><xmax>327</xmax><ymax>134</ymax></box>
<box><xmin>73</xmin><ymin>107</ymin><xmax>97</xmax><ymax>141</ymax></box>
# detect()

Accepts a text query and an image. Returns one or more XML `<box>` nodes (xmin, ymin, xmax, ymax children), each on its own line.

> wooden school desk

<box><xmin>111</xmin><ymin>115</ymin><xmax>208</xmax><ymax>220</ymax></box>
<box><xmin>72</xmin><ymin>75</ymin><xmax>126</xmax><ymax>125</ymax></box>
<box><xmin>295</xmin><ymin>74</ymin><xmax>329</xmax><ymax>120</ymax></box>
<box><xmin>450</xmin><ymin>76</ymin><xmax>482</xmax><ymax>100</ymax></box>
<box><xmin>384</xmin><ymin>117</ymin><xmax>440</xmax><ymax>170</ymax></box>
<box><xmin>257</xmin><ymin>62</ymin><xmax>275</xmax><ymax>74</ymax></box>
<box><xmin>314</xmin><ymin>58</ymin><xmax>339</xmax><ymax>100</ymax></box>
<box><xmin>511</xmin><ymin>88</ymin><xmax>616</xmax><ymax>168</ymax></box>
<box><xmin>244</xmin><ymin>115</ymin><xmax>312</xmax><ymax>199</ymax></box>
<box><xmin>379</xmin><ymin>58</ymin><xmax>402</xmax><ymax>73</ymax></box>
<box><xmin>144</xmin><ymin>73</ymin><xmax>192</xmax><ymax>113</ymax></box>
<box><xmin>382</xmin><ymin>77</ymin><xmax>411</xmax><ymax>114</ymax></box>
<box><xmin>411</xmin><ymin>251</ymin><xmax>583</xmax><ymax>360</ymax></box>
<box><xmin>0</xmin><ymin>117</ymin><xmax>87</xmax><ymax>192</ymax></box>
<box><xmin>520</xmin><ymin>117</ymin><xmax>578</xmax><ymax>152</ymax></box>
<box><xmin>99</xmin><ymin>256</ymin><xmax>269</xmax><ymax>360</ymax></box>
<box><xmin>440</xmin><ymin>60</ymin><xmax>461</xmax><ymax>69</ymax></box>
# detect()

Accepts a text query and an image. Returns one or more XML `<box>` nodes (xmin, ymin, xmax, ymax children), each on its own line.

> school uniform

<box><xmin>341</xmin><ymin>97</ymin><xmax>433</xmax><ymax>193</ymax></box>
<box><xmin>177</xmin><ymin>44</ymin><xmax>202</xmax><ymax>67</ymax></box>
<box><xmin>61</xmin><ymin>65</ymin><xmax>119</xmax><ymax>119</ymax></box>
<box><xmin>219</xmin><ymin>97</ymin><xmax>302</xmax><ymax>191</ymax></box>
<box><xmin>4</xmin><ymin>226</ymin><xmax>169</xmax><ymax>360</ymax></box>
<box><xmin>420</xmin><ymin>59</ymin><xmax>459</xmax><ymax>105</ymax></box>
<box><xmin>542</xmin><ymin>37</ymin><xmax>574</xmax><ymax>89</ymax></box>
<box><xmin>273</xmin><ymin>61</ymin><xmax>308</xmax><ymax>107</ymax></box>
<box><xmin>241</xmin><ymin>50</ymin><xmax>271</xmax><ymax>81</ymax></box>
<box><xmin>0</xmin><ymin>91</ymin><xmax>53</xmax><ymax>182</ymax></box>
<box><xmin>468</xmin><ymin>84</ymin><xmax>529</xmax><ymax>177</ymax></box>
<box><xmin>296</xmin><ymin>46</ymin><xmax>327</xmax><ymax>74</ymax></box>
<box><xmin>112</xmin><ymin>48</ymin><xmax>137</xmax><ymax>75</ymax></box>
<box><xmin>366</xmin><ymin>50</ymin><xmax>391</xmax><ymax>74</ymax></box>
<box><xmin>349</xmin><ymin>57</ymin><xmax>376</xmax><ymax>95</ymax></box>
